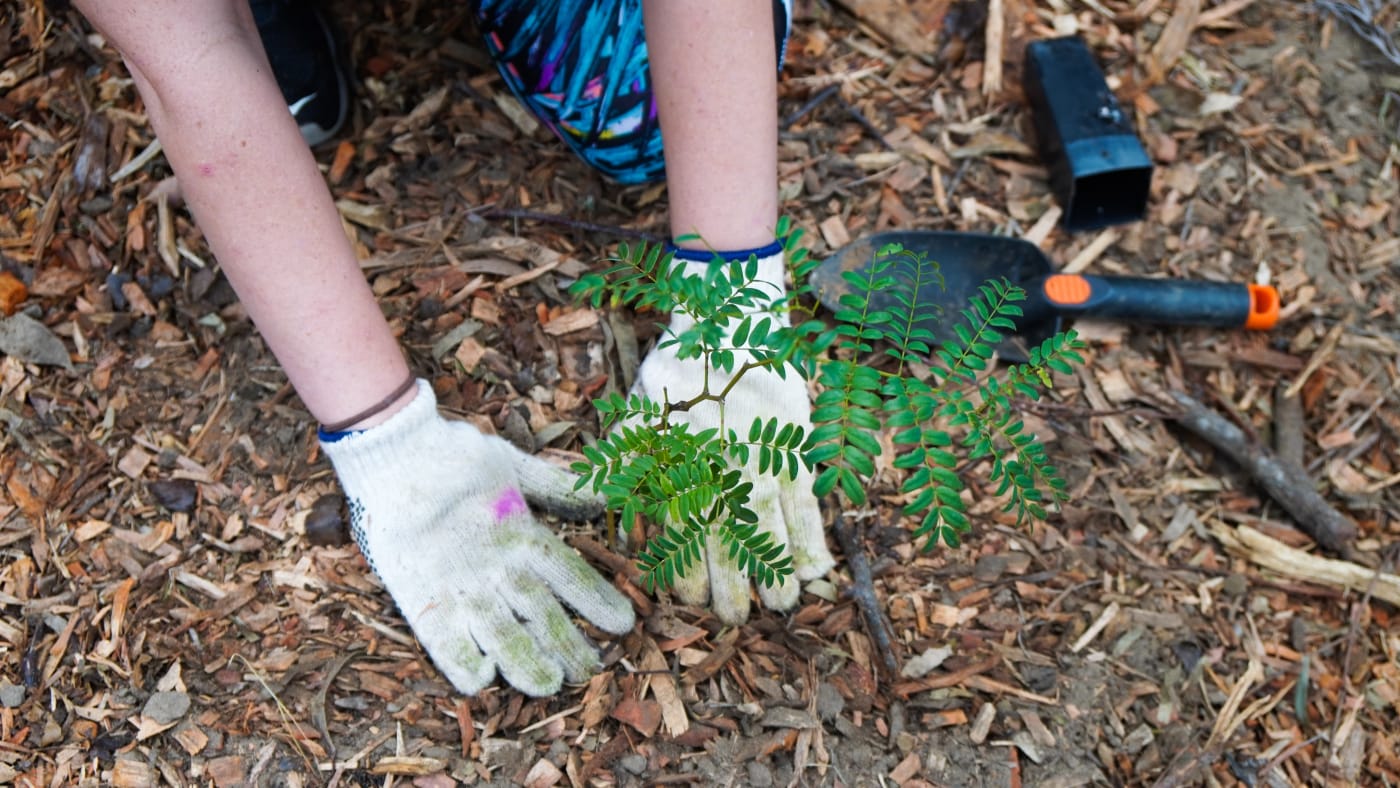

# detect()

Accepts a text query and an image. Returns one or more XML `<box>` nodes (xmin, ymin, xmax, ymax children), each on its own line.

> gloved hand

<box><xmin>629</xmin><ymin>247</ymin><xmax>835</xmax><ymax>624</ymax></box>
<box><xmin>320</xmin><ymin>380</ymin><xmax>635</xmax><ymax>697</ymax></box>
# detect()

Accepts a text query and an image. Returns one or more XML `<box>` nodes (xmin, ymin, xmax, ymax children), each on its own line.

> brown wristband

<box><xmin>319</xmin><ymin>374</ymin><xmax>418</xmax><ymax>433</ymax></box>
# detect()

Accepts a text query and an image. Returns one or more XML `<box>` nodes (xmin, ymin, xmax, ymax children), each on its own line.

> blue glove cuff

<box><xmin>318</xmin><ymin>427</ymin><xmax>361</xmax><ymax>443</ymax></box>
<box><xmin>668</xmin><ymin>240</ymin><xmax>785</xmax><ymax>264</ymax></box>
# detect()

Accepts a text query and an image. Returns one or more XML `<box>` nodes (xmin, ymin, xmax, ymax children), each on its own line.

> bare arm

<box><xmin>642</xmin><ymin>0</ymin><xmax>779</xmax><ymax>249</ymax></box>
<box><xmin>73</xmin><ymin>0</ymin><xmax>413</xmax><ymax>428</ymax></box>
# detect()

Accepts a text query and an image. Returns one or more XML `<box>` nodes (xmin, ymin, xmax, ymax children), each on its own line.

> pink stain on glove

<box><xmin>492</xmin><ymin>488</ymin><xmax>528</xmax><ymax>522</ymax></box>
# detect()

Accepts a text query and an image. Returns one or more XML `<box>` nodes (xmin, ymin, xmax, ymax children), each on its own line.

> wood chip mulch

<box><xmin>2</xmin><ymin>0</ymin><xmax>1398</xmax><ymax>785</ymax></box>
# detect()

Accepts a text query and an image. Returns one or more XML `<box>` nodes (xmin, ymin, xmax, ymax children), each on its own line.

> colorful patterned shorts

<box><xmin>471</xmin><ymin>0</ymin><xmax>792</xmax><ymax>184</ymax></box>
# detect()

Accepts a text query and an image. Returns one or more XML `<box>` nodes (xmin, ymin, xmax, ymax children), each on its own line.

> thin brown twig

<box><xmin>1166</xmin><ymin>389</ymin><xmax>1357</xmax><ymax>555</ymax></box>
<box><xmin>832</xmin><ymin>512</ymin><xmax>901</xmax><ymax>678</ymax></box>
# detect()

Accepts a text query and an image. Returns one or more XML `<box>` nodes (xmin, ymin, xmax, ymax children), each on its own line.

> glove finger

<box><xmin>670</xmin><ymin>529</ymin><xmax>711</xmax><ymax>608</ymax></box>
<box><xmin>533</xmin><ymin>528</ymin><xmax>636</xmax><ymax>635</ymax></box>
<box><xmin>704</xmin><ymin>526</ymin><xmax>753</xmax><ymax>625</ymax></box>
<box><xmin>750</xmin><ymin>484</ymin><xmax>800</xmax><ymax>615</ymax></box>
<box><xmin>507</xmin><ymin>577</ymin><xmax>601</xmax><ymax>684</ymax></box>
<box><xmin>467</xmin><ymin>591</ymin><xmax>564</xmax><ymax>697</ymax></box>
<box><xmin>490</xmin><ymin>437</ymin><xmax>605</xmax><ymax>521</ymax></box>
<box><xmin>781</xmin><ymin>464</ymin><xmax>836</xmax><ymax>581</ymax></box>
<box><xmin>410</xmin><ymin>598</ymin><xmax>498</xmax><ymax>696</ymax></box>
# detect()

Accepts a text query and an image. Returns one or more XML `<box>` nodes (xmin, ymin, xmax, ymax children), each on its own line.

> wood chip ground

<box><xmin>1</xmin><ymin>0</ymin><xmax>1398</xmax><ymax>785</ymax></box>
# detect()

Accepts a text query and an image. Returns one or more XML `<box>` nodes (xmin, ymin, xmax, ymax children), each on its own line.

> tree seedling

<box><xmin>572</xmin><ymin>218</ymin><xmax>1086</xmax><ymax>592</ymax></box>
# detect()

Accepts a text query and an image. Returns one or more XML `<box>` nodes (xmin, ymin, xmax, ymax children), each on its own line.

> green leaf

<box><xmin>839</xmin><ymin>468</ymin><xmax>866</xmax><ymax>505</ymax></box>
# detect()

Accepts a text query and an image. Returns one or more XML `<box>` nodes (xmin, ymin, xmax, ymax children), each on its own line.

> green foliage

<box><xmin>571</xmin><ymin>225</ymin><xmax>1085</xmax><ymax>592</ymax></box>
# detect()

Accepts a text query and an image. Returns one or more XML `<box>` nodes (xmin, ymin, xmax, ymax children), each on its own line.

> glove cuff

<box><xmin>676</xmin><ymin>247</ymin><xmax>787</xmax><ymax>306</ymax></box>
<box><xmin>669</xmin><ymin>240</ymin><xmax>785</xmax><ymax>265</ymax></box>
<box><xmin>320</xmin><ymin>379</ymin><xmax>478</xmax><ymax>486</ymax></box>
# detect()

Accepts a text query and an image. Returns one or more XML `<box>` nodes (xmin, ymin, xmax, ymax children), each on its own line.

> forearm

<box><xmin>642</xmin><ymin>0</ymin><xmax>779</xmax><ymax>250</ymax></box>
<box><xmin>74</xmin><ymin>0</ymin><xmax>411</xmax><ymax>427</ymax></box>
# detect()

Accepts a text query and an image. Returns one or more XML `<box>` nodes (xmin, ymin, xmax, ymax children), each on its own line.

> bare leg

<box><xmin>642</xmin><ymin>0</ymin><xmax>779</xmax><ymax>250</ymax></box>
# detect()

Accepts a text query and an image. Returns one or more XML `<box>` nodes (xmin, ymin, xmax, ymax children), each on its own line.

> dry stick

<box><xmin>832</xmin><ymin>513</ymin><xmax>901</xmax><ymax>678</ymax></box>
<box><xmin>836</xmin><ymin>95</ymin><xmax>896</xmax><ymax>151</ymax></box>
<box><xmin>783</xmin><ymin>84</ymin><xmax>841</xmax><ymax>129</ymax></box>
<box><xmin>982</xmin><ymin>0</ymin><xmax>1005</xmax><ymax>95</ymax></box>
<box><xmin>1167</xmin><ymin>390</ymin><xmax>1357</xmax><ymax>555</ymax></box>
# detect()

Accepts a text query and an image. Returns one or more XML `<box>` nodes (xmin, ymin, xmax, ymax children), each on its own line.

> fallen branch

<box><xmin>1167</xmin><ymin>390</ymin><xmax>1357</xmax><ymax>554</ymax></box>
<box><xmin>1208</xmin><ymin>521</ymin><xmax>1400</xmax><ymax>607</ymax></box>
<box><xmin>832</xmin><ymin>513</ymin><xmax>900</xmax><ymax>678</ymax></box>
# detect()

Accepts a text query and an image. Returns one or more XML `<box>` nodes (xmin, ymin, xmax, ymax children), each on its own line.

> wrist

<box><xmin>319</xmin><ymin>373</ymin><xmax>418</xmax><ymax>433</ymax></box>
<box><xmin>337</xmin><ymin>378</ymin><xmax>420</xmax><ymax>431</ymax></box>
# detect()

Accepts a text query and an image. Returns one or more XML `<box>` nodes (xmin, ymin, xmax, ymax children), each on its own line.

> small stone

<box><xmin>974</xmin><ymin>554</ymin><xmax>1011</xmax><ymax>581</ymax></box>
<box><xmin>1022</xmin><ymin>664</ymin><xmax>1059</xmax><ymax>694</ymax></box>
<box><xmin>1222</xmin><ymin>573</ymin><xmax>1249</xmax><ymax>597</ymax></box>
<box><xmin>0</xmin><ymin>681</ymin><xmax>25</xmax><ymax>708</ymax></box>
<box><xmin>617</xmin><ymin>754</ymin><xmax>647</xmax><ymax>776</ymax></box>
<box><xmin>1123</xmin><ymin>723</ymin><xmax>1155</xmax><ymax>754</ymax></box>
<box><xmin>147</xmin><ymin>479</ymin><xmax>198</xmax><ymax>513</ymax></box>
<box><xmin>106</xmin><ymin>273</ymin><xmax>132</xmax><ymax>311</ymax></box>
<box><xmin>143</xmin><ymin>691</ymin><xmax>191</xmax><ymax>725</ymax></box>
<box><xmin>304</xmin><ymin>494</ymin><xmax>350</xmax><ymax>547</ymax></box>
<box><xmin>815</xmin><ymin>682</ymin><xmax>844</xmax><ymax>721</ymax></box>
<box><xmin>747</xmin><ymin>761</ymin><xmax>774</xmax><ymax>787</ymax></box>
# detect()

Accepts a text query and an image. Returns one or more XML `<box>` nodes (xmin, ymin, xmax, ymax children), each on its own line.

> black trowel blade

<box><xmin>810</xmin><ymin>231</ymin><xmax>1061</xmax><ymax>364</ymax></box>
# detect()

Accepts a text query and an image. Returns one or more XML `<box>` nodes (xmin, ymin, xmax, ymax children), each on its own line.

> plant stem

<box><xmin>661</xmin><ymin>358</ymin><xmax>779</xmax><ymax>420</ymax></box>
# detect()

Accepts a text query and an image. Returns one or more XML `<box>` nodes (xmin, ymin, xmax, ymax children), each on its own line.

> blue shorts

<box><xmin>471</xmin><ymin>0</ymin><xmax>792</xmax><ymax>184</ymax></box>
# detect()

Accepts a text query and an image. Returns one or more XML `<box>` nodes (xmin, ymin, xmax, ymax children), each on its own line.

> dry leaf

<box><xmin>542</xmin><ymin>309</ymin><xmax>598</xmax><ymax>336</ymax></box>
<box><xmin>610</xmin><ymin>696</ymin><xmax>662</xmax><ymax>737</ymax></box>
<box><xmin>0</xmin><ymin>313</ymin><xmax>71</xmax><ymax>369</ymax></box>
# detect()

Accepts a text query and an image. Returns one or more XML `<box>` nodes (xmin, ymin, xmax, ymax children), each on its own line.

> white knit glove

<box><xmin>320</xmin><ymin>381</ymin><xmax>634</xmax><ymax>697</ymax></box>
<box><xmin>630</xmin><ymin>249</ymin><xmax>835</xmax><ymax>624</ymax></box>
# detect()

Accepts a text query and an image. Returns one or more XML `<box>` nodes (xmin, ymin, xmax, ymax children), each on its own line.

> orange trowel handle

<box><xmin>1032</xmin><ymin>274</ymin><xmax>1280</xmax><ymax>330</ymax></box>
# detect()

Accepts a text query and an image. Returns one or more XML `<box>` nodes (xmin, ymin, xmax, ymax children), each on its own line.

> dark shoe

<box><xmin>250</xmin><ymin>0</ymin><xmax>349</xmax><ymax>146</ymax></box>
